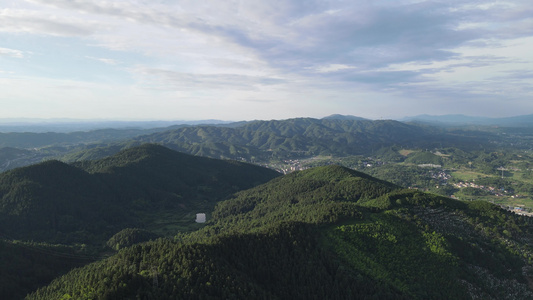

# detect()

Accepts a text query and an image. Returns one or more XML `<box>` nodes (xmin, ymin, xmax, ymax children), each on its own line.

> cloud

<box><xmin>24</xmin><ymin>0</ymin><xmax>193</xmax><ymax>29</ymax></box>
<box><xmin>25</xmin><ymin>0</ymin><xmax>134</xmax><ymax>16</ymax></box>
<box><xmin>18</xmin><ymin>1</ymin><xmax>528</xmax><ymax>71</ymax></box>
<box><xmin>134</xmin><ymin>68</ymin><xmax>286</xmax><ymax>91</ymax></box>
<box><xmin>0</xmin><ymin>47</ymin><xmax>24</xmax><ymax>58</ymax></box>
<box><xmin>313</xmin><ymin>64</ymin><xmax>357</xmax><ymax>73</ymax></box>
<box><xmin>85</xmin><ymin>56</ymin><xmax>118</xmax><ymax>65</ymax></box>
<box><xmin>12</xmin><ymin>1</ymin><xmax>533</xmax><ymax>67</ymax></box>
<box><xmin>0</xmin><ymin>8</ymin><xmax>101</xmax><ymax>36</ymax></box>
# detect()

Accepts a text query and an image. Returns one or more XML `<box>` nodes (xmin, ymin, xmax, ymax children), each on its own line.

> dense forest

<box><xmin>0</xmin><ymin>145</ymin><xmax>280</xmax><ymax>299</ymax></box>
<box><xmin>0</xmin><ymin>144</ymin><xmax>279</xmax><ymax>243</ymax></box>
<box><xmin>15</xmin><ymin>163</ymin><xmax>533</xmax><ymax>299</ymax></box>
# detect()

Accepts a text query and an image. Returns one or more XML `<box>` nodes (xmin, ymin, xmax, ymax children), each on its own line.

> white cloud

<box><xmin>85</xmin><ymin>56</ymin><xmax>118</xmax><ymax>65</ymax></box>
<box><xmin>0</xmin><ymin>8</ymin><xmax>103</xmax><ymax>36</ymax></box>
<box><xmin>0</xmin><ymin>47</ymin><xmax>24</xmax><ymax>58</ymax></box>
<box><xmin>313</xmin><ymin>64</ymin><xmax>357</xmax><ymax>73</ymax></box>
<box><xmin>133</xmin><ymin>67</ymin><xmax>286</xmax><ymax>91</ymax></box>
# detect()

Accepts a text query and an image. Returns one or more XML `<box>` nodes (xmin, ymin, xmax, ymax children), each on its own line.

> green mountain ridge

<box><xmin>131</xmin><ymin>118</ymin><xmax>469</xmax><ymax>163</ymax></box>
<box><xmin>0</xmin><ymin>144</ymin><xmax>280</xmax><ymax>243</ymax></box>
<box><xmin>1</xmin><ymin>117</ymin><xmax>526</xmax><ymax>174</ymax></box>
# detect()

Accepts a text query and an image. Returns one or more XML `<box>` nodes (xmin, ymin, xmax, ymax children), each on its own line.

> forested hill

<box><xmin>0</xmin><ymin>144</ymin><xmax>281</xmax><ymax>299</ymax></box>
<box><xmin>131</xmin><ymin>118</ymin><xmax>487</xmax><ymax>162</ymax></box>
<box><xmin>0</xmin><ymin>144</ymin><xmax>280</xmax><ymax>244</ymax></box>
<box><xmin>28</xmin><ymin>165</ymin><xmax>533</xmax><ymax>299</ymax></box>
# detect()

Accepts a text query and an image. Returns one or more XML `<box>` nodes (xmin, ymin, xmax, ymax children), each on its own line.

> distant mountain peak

<box><xmin>322</xmin><ymin>114</ymin><xmax>369</xmax><ymax>121</ymax></box>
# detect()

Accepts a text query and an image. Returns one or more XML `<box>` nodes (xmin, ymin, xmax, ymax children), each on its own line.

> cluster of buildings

<box><xmin>360</xmin><ymin>158</ymin><xmax>386</xmax><ymax>168</ymax></box>
<box><xmin>452</xmin><ymin>181</ymin><xmax>513</xmax><ymax>197</ymax></box>
<box><xmin>277</xmin><ymin>159</ymin><xmax>309</xmax><ymax>174</ymax></box>
<box><xmin>430</xmin><ymin>170</ymin><xmax>452</xmax><ymax>186</ymax></box>
<box><xmin>499</xmin><ymin>205</ymin><xmax>533</xmax><ymax>216</ymax></box>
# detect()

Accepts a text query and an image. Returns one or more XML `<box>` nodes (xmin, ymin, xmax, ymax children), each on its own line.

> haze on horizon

<box><xmin>1</xmin><ymin>0</ymin><xmax>533</xmax><ymax>121</ymax></box>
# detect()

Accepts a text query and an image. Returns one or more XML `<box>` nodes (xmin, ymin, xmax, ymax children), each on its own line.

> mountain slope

<box><xmin>0</xmin><ymin>144</ymin><xmax>280</xmax><ymax>298</ymax></box>
<box><xmin>208</xmin><ymin>165</ymin><xmax>397</xmax><ymax>233</ymax></box>
<box><xmin>0</xmin><ymin>239</ymin><xmax>91</xmax><ymax>300</ymax></box>
<box><xmin>132</xmin><ymin>118</ymin><xmax>456</xmax><ymax>163</ymax></box>
<box><xmin>0</xmin><ymin>144</ymin><xmax>280</xmax><ymax>244</ymax></box>
<box><xmin>27</xmin><ymin>165</ymin><xmax>533</xmax><ymax>299</ymax></box>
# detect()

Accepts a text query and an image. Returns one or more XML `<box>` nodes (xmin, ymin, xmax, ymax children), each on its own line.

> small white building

<box><xmin>195</xmin><ymin>213</ymin><xmax>206</xmax><ymax>223</ymax></box>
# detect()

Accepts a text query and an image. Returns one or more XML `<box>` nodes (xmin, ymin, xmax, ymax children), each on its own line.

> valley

<box><xmin>284</xmin><ymin>150</ymin><xmax>533</xmax><ymax>212</ymax></box>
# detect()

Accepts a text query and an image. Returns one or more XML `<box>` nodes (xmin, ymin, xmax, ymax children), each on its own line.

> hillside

<box><xmin>27</xmin><ymin>165</ymin><xmax>533</xmax><ymax>299</ymax></box>
<box><xmin>50</xmin><ymin>118</ymin><xmax>440</xmax><ymax>167</ymax></box>
<box><xmin>0</xmin><ymin>126</ymin><xmax>185</xmax><ymax>173</ymax></box>
<box><xmin>0</xmin><ymin>144</ymin><xmax>280</xmax><ymax>244</ymax></box>
<box><xmin>0</xmin><ymin>144</ymin><xmax>280</xmax><ymax>299</ymax></box>
<box><xmin>0</xmin><ymin>147</ymin><xmax>49</xmax><ymax>172</ymax></box>
<box><xmin>130</xmin><ymin>118</ymin><xmax>493</xmax><ymax>163</ymax></box>
<box><xmin>0</xmin><ymin>239</ymin><xmax>92</xmax><ymax>300</ymax></box>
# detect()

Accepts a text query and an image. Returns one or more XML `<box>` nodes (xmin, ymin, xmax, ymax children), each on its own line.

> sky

<box><xmin>1</xmin><ymin>0</ymin><xmax>533</xmax><ymax>121</ymax></box>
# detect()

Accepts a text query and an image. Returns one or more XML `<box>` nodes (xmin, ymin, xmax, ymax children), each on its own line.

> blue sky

<box><xmin>1</xmin><ymin>0</ymin><xmax>533</xmax><ymax>121</ymax></box>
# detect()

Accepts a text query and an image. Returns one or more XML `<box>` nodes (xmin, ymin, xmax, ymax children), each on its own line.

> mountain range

<box><xmin>0</xmin><ymin>144</ymin><xmax>532</xmax><ymax>298</ymax></box>
<box><xmin>0</xmin><ymin>119</ymin><xmax>233</xmax><ymax>133</ymax></box>
<box><xmin>2</xmin><ymin>113</ymin><xmax>533</xmax><ymax>134</ymax></box>
<box><xmin>2</xmin><ymin>115</ymin><xmax>530</xmax><ymax>176</ymax></box>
